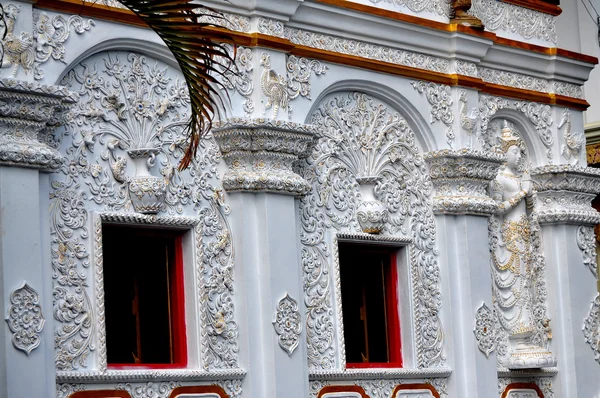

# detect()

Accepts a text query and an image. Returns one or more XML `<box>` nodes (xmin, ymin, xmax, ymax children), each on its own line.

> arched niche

<box><xmin>54</xmin><ymin>37</ymin><xmax>175</xmax><ymax>86</ymax></box>
<box><xmin>306</xmin><ymin>80</ymin><xmax>437</xmax><ymax>154</ymax></box>
<box><xmin>490</xmin><ymin>109</ymin><xmax>547</xmax><ymax>167</ymax></box>
<box><xmin>299</xmin><ymin>90</ymin><xmax>444</xmax><ymax>370</ymax></box>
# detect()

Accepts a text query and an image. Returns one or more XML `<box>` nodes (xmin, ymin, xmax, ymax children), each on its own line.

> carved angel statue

<box><xmin>0</xmin><ymin>4</ymin><xmax>34</xmax><ymax>77</ymax></box>
<box><xmin>489</xmin><ymin>121</ymin><xmax>555</xmax><ymax>369</ymax></box>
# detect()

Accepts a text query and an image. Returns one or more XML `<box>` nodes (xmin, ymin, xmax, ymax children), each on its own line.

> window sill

<box><xmin>346</xmin><ymin>362</ymin><xmax>404</xmax><ymax>369</ymax></box>
<box><xmin>56</xmin><ymin>368</ymin><xmax>247</xmax><ymax>383</ymax></box>
<box><xmin>500</xmin><ymin>0</ymin><xmax>562</xmax><ymax>16</ymax></box>
<box><xmin>309</xmin><ymin>367</ymin><xmax>452</xmax><ymax>380</ymax></box>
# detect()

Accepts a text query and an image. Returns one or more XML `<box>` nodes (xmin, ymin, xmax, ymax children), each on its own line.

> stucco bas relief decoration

<box><xmin>424</xmin><ymin>148</ymin><xmax>504</xmax><ymax>215</ymax></box>
<box><xmin>273</xmin><ymin>293</ymin><xmax>302</xmax><ymax>356</ymax></box>
<box><xmin>474</xmin><ymin>302</ymin><xmax>495</xmax><ymax>358</ymax></box>
<box><xmin>259</xmin><ymin>53</ymin><xmax>327</xmax><ymax>119</ymax></box>
<box><xmin>530</xmin><ymin>165</ymin><xmax>600</xmax><ymax>225</ymax></box>
<box><xmin>498</xmin><ymin>378</ymin><xmax>553</xmax><ymax>398</ymax></box>
<box><xmin>5</xmin><ymin>282</ymin><xmax>46</xmax><ymax>355</ymax></box>
<box><xmin>366</xmin><ymin>0</ymin><xmax>451</xmax><ymax>16</ymax></box>
<box><xmin>514</xmin><ymin>101</ymin><xmax>554</xmax><ymax>164</ymax></box>
<box><xmin>300</xmin><ymin>92</ymin><xmax>444</xmax><ymax>369</ymax></box>
<box><xmin>577</xmin><ymin>226</ymin><xmax>598</xmax><ymax>278</ymax></box>
<box><xmin>583</xmin><ymin>294</ymin><xmax>600</xmax><ymax>365</ymax></box>
<box><xmin>469</xmin><ymin>0</ymin><xmax>557</xmax><ymax>45</ymax></box>
<box><xmin>411</xmin><ymin>81</ymin><xmax>455</xmax><ymax>148</ymax></box>
<box><xmin>310</xmin><ymin>379</ymin><xmax>447</xmax><ymax>398</ymax></box>
<box><xmin>284</xmin><ymin>27</ymin><xmax>450</xmax><ymax>74</ymax></box>
<box><xmin>56</xmin><ymin>380</ymin><xmax>243</xmax><ymax>398</ymax></box>
<box><xmin>489</xmin><ymin>120</ymin><xmax>554</xmax><ymax>369</ymax></box>
<box><xmin>558</xmin><ymin>109</ymin><xmax>584</xmax><ymax>165</ymax></box>
<box><xmin>0</xmin><ymin>5</ymin><xmax>94</xmax><ymax>79</ymax></box>
<box><xmin>51</xmin><ymin>50</ymin><xmax>238</xmax><ymax>371</ymax></box>
<box><xmin>217</xmin><ymin>45</ymin><xmax>254</xmax><ymax>116</ymax></box>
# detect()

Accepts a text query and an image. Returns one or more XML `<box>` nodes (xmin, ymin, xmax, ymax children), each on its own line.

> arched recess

<box><xmin>54</xmin><ymin>37</ymin><xmax>175</xmax><ymax>86</ymax></box>
<box><xmin>49</xmin><ymin>47</ymin><xmax>239</xmax><ymax>372</ymax></box>
<box><xmin>490</xmin><ymin>108</ymin><xmax>546</xmax><ymax>167</ymax></box>
<box><xmin>306</xmin><ymin>80</ymin><xmax>437</xmax><ymax>154</ymax></box>
<box><xmin>298</xmin><ymin>90</ymin><xmax>445</xmax><ymax>370</ymax></box>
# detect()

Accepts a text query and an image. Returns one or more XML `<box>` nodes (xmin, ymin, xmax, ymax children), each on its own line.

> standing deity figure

<box><xmin>490</xmin><ymin>121</ymin><xmax>555</xmax><ymax>369</ymax></box>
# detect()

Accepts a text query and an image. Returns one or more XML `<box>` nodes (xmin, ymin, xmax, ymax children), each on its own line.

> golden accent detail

<box><xmin>33</xmin><ymin>1</ymin><xmax>598</xmax><ymax>110</ymax></box>
<box><xmin>587</xmin><ymin>143</ymin><xmax>600</xmax><ymax>165</ymax></box>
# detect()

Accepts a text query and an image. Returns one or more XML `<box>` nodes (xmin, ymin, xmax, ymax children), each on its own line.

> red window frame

<box><xmin>342</xmin><ymin>247</ymin><xmax>403</xmax><ymax>369</ymax></box>
<box><xmin>106</xmin><ymin>231</ymin><xmax>187</xmax><ymax>370</ymax></box>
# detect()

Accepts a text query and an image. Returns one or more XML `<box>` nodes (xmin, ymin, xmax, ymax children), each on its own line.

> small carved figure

<box><xmin>451</xmin><ymin>0</ymin><xmax>484</xmax><ymax>30</ymax></box>
<box><xmin>0</xmin><ymin>4</ymin><xmax>34</xmax><ymax>77</ymax></box>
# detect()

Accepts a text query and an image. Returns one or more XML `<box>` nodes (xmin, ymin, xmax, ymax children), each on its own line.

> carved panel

<box><xmin>500</xmin><ymin>382</ymin><xmax>544</xmax><ymax>398</ymax></box>
<box><xmin>272</xmin><ymin>293</ymin><xmax>302</xmax><ymax>356</ymax></box>
<box><xmin>316</xmin><ymin>385</ymin><xmax>369</xmax><ymax>398</ymax></box>
<box><xmin>168</xmin><ymin>385</ymin><xmax>229</xmax><ymax>398</ymax></box>
<box><xmin>474</xmin><ymin>302</ymin><xmax>496</xmax><ymax>358</ymax></box>
<box><xmin>583</xmin><ymin>294</ymin><xmax>600</xmax><ymax>365</ymax></box>
<box><xmin>259</xmin><ymin>53</ymin><xmax>327</xmax><ymax>118</ymax></box>
<box><xmin>577</xmin><ymin>226</ymin><xmax>598</xmax><ymax>278</ymax></box>
<box><xmin>300</xmin><ymin>92</ymin><xmax>444</xmax><ymax>369</ymax></box>
<box><xmin>51</xmin><ymin>51</ymin><xmax>238</xmax><ymax>371</ymax></box>
<box><xmin>470</xmin><ymin>0</ymin><xmax>557</xmax><ymax>45</ymax></box>
<box><xmin>365</xmin><ymin>0</ymin><xmax>450</xmax><ymax>16</ymax></box>
<box><xmin>411</xmin><ymin>81</ymin><xmax>455</xmax><ymax>148</ymax></box>
<box><xmin>5</xmin><ymin>282</ymin><xmax>45</xmax><ymax>355</ymax></box>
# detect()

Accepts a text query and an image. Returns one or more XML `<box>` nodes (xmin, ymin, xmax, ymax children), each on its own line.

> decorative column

<box><xmin>0</xmin><ymin>79</ymin><xmax>76</xmax><ymax>398</ymax></box>
<box><xmin>213</xmin><ymin>118</ymin><xmax>316</xmax><ymax>398</ymax></box>
<box><xmin>424</xmin><ymin>149</ymin><xmax>504</xmax><ymax>398</ymax></box>
<box><xmin>530</xmin><ymin>165</ymin><xmax>600</xmax><ymax>398</ymax></box>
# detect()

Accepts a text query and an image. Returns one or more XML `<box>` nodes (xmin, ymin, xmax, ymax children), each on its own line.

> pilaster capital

<box><xmin>424</xmin><ymin>149</ymin><xmax>505</xmax><ymax>215</ymax></box>
<box><xmin>212</xmin><ymin>118</ymin><xmax>318</xmax><ymax>195</ymax></box>
<box><xmin>531</xmin><ymin>165</ymin><xmax>600</xmax><ymax>225</ymax></box>
<box><xmin>0</xmin><ymin>78</ymin><xmax>77</xmax><ymax>171</ymax></box>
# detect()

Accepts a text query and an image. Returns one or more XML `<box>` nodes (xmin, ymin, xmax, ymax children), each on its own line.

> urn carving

<box><xmin>127</xmin><ymin>149</ymin><xmax>167</xmax><ymax>214</ymax></box>
<box><xmin>356</xmin><ymin>176</ymin><xmax>388</xmax><ymax>234</ymax></box>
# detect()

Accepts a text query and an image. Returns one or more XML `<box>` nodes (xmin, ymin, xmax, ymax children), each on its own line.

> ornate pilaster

<box><xmin>528</xmin><ymin>165</ymin><xmax>600</xmax><ymax>397</ymax></box>
<box><xmin>0</xmin><ymin>79</ymin><xmax>76</xmax><ymax>170</ymax></box>
<box><xmin>214</xmin><ymin>118</ymin><xmax>314</xmax><ymax>398</ymax></box>
<box><xmin>0</xmin><ymin>78</ymin><xmax>74</xmax><ymax>398</ymax></box>
<box><xmin>424</xmin><ymin>149</ymin><xmax>505</xmax><ymax>215</ymax></box>
<box><xmin>213</xmin><ymin>118</ymin><xmax>317</xmax><ymax>195</ymax></box>
<box><xmin>530</xmin><ymin>165</ymin><xmax>600</xmax><ymax>226</ymax></box>
<box><xmin>424</xmin><ymin>148</ymin><xmax>503</xmax><ymax>398</ymax></box>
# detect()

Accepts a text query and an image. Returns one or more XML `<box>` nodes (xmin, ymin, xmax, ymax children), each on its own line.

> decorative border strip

<box><xmin>309</xmin><ymin>368</ymin><xmax>452</xmax><ymax>380</ymax></box>
<box><xmin>32</xmin><ymin>2</ymin><xmax>593</xmax><ymax>110</ymax></box>
<box><xmin>56</xmin><ymin>368</ymin><xmax>246</xmax><ymax>383</ymax></box>
<box><xmin>497</xmin><ymin>367</ymin><xmax>559</xmax><ymax>377</ymax></box>
<box><xmin>337</xmin><ymin>232</ymin><xmax>412</xmax><ymax>245</ymax></box>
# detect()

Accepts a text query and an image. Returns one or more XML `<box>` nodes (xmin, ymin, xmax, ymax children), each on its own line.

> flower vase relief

<box><xmin>126</xmin><ymin>148</ymin><xmax>168</xmax><ymax>214</ymax></box>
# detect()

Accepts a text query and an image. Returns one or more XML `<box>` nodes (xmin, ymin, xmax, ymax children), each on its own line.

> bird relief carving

<box><xmin>260</xmin><ymin>52</ymin><xmax>327</xmax><ymax>119</ymax></box>
<box><xmin>0</xmin><ymin>4</ymin><xmax>94</xmax><ymax>79</ymax></box>
<box><xmin>559</xmin><ymin>109</ymin><xmax>584</xmax><ymax>165</ymax></box>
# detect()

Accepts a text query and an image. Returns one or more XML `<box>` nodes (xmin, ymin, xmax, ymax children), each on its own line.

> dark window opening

<box><xmin>103</xmin><ymin>225</ymin><xmax>187</xmax><ymax>368</ymax></box>
<box><xmin>339</xmin><ymin>242</ymin><xmax>402</xmax><ymax>368</ymax></box>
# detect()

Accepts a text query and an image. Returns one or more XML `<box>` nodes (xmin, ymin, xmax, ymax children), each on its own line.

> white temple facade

<box><xmin>1</xmin><ymin>1</ymin><xmax>599</xmax><ymax>397</ymax></box>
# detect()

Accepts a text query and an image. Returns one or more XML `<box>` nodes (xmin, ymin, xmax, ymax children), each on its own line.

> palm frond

<box><xmin>117</xmin><ymin>0</ymin><xmax>236</xmax><ymax>170</ymax></box>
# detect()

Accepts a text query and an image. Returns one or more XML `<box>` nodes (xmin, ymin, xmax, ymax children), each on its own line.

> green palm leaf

<box><xmin>116</xmin><ymin>0</ymin><xmax>236</xmax><ymax>169</ymax></box>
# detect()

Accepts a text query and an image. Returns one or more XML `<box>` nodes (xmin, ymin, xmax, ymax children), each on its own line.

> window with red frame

<box><xmin>339</xmin><ymin>242</ymin><xmax>402</xmax><ymax>368</ymax></box>
<box><xmin>102</xmin><ymin>225</ymin><xmax>187</xmax><ymax>368</ymax></box>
